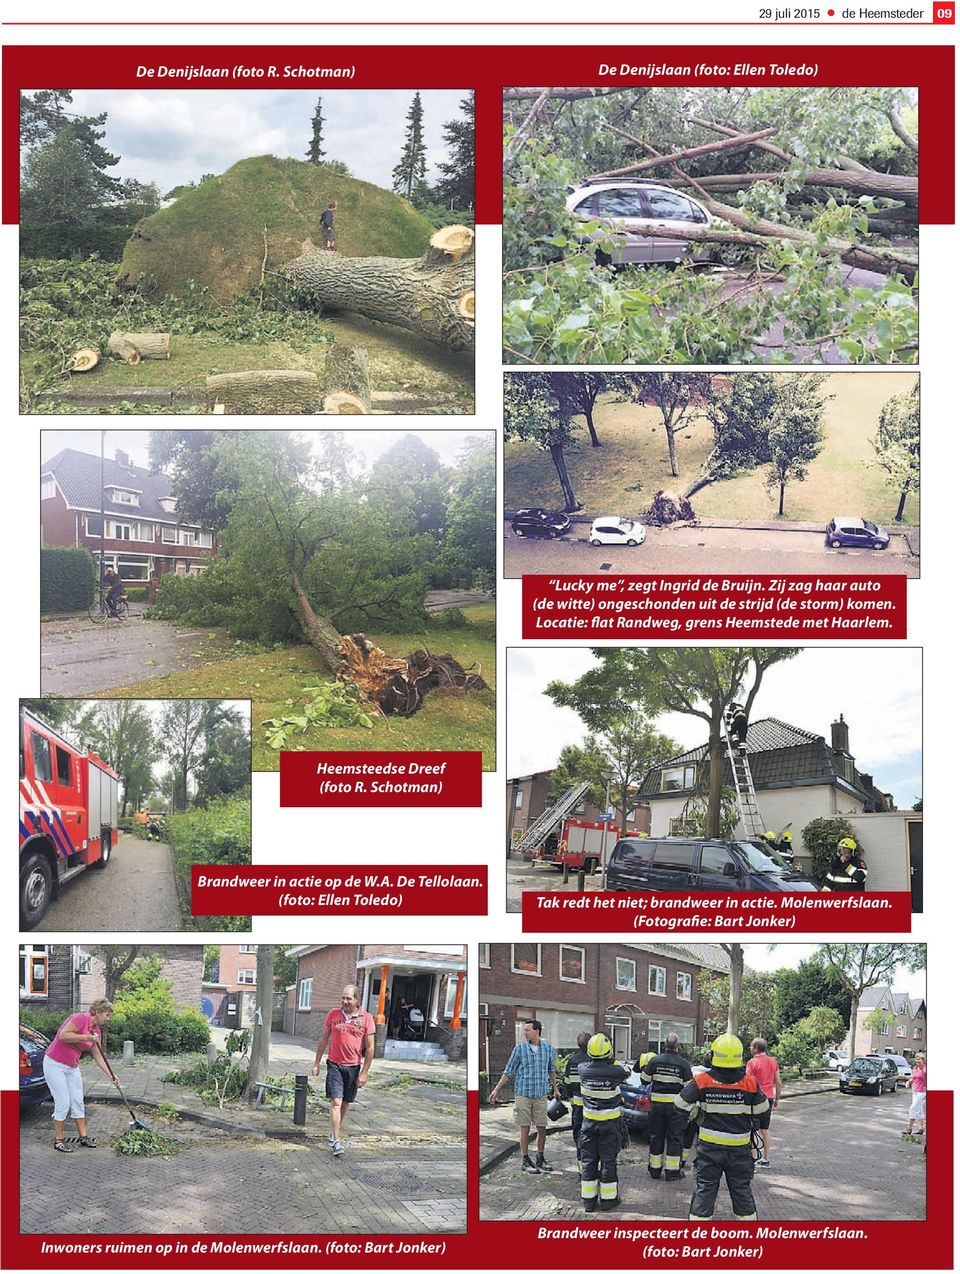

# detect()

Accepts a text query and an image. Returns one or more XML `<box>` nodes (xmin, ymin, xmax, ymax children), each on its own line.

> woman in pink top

<box><xmin>905</xmin><ymin>1052</ymin><xmax>926</xmax><ymax>1136</ymax></box>
<box><xmin>42</xmin><ymin>999</ymin><xmax>119</xmax><ymax>1152</ymax></box>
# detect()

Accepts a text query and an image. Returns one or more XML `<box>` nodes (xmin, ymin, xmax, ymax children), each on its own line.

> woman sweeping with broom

<box><xmin>42</xmin><ymin>998</ymin><xmax>119</xmax><ymax>1152</ymax></box>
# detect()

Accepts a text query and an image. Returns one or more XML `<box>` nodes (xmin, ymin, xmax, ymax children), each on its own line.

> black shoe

<box><xmin>535</xmin><ymin>1153</ymin><xmax>553</xmax><ymax>1172</ymax></box>
<box><xmin>521</xmin><ymin>1155</ymin><xmax>541</xmax><ymax>1174</ymax></box>
<box><xmin>665</xmin><ymin>1171</ymin><xmax>680</xmax><ymax>1181</ymax></box>
<box><xmin>648</xmin><ymin>1168</ymin><xmax>662</xmax><ymax>1179</ymax></box>
<box><xmin>600</xmin><ymin>1196</ymin><xmax>620</xmax><ymax>1212</ymax></box>
<box><xmin>583</xmin><ymin>1198</ymin><xmax>599</xmax><ymax>1213</ymax></box>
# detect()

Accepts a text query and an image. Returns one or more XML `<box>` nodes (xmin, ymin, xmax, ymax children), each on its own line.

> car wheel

<box><xmin>513</xmin><ymin>528</ymin><xmax>525</xmax><ymax>537</ymax></box>
<box><xmin>20</xmin><ymin>852</ymin><xmax>53</xmax><ymax>930</ymax></box>
<box><xmin>872</xmin><ymin>541</ymin><xmax>885</xmax><ymax>550</ymax></box>
<box><xmin>95</xmin><ymin>830</ymin><xmax>111</xmax><ymax>868</ymax></box>
<box><xmin>590</xmin><ymin>538</ymin><xmax>602</xmax><ymax>546</ymax></box>
<box><xmin>830</xmin><ymin>539</ymin><xmax>843</xmax><ymax>548</ymax></box>
<box><xmin>627</xmin><ymin>538</ymin><xmax>638</xmax><ymax>547</ymax></box>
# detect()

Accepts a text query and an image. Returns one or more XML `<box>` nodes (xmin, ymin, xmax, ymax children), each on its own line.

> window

<box><xmin>649</xmin><ymin>965</ymin><xmax>667</xmax><ymax>996</ymax></box>
<box><xmin>236</xmin><ymin>969</ymin><xmax>255</xmax><ymax>985</ymax></box>
<box><xmin>199</xmin><ymin>531</ymin><xmax>213</xmax><ymax>548</ymax></box>
<box><xmin>559</xmin><ymin>945</ymin><xmax>586</xmax><ymax>983</ymax></box>
<box><xmin>84</xmin><ymin>516</ymin><xmax>103</xmax><ymax>537</ymax></box>
<box><xmin>514</xmin><ymin>789</ymin><xmax>524</xmax><ymax>808</ymax></box>
<box><xmin>297</xmin><ymin>978</ymin><xmax>313</xmax><ymax>1009</ymax></box>
<box><xmin>661</xmin><ymin>765</ymin><xmax>696</xmax><ymax>792</ymax></box>
<box><xmin>32</xmin><ymin>734</ymin><xmax>53</xmax><ymax>783</ymax></box>
<box><xmin>110</xmin><ymin>489</ymin><xmax>140</xmax><ymax>506</ymax></box>
<box><xmin>700</xmin><ymin>843</ymin><xmax>738</xmax><ymax>877</ymax></box>
<box><xmin>444</xmin><ymin>976</ymin><xmax>467</xmax><ymax>1019</ymax></box>
<box><xmin>878</xmin><ymin>1020</ymin><xmax>891</xmax><ymax>1035</ymax></box>
<box><xmin>41</xmin><ymin>476</ymin><xmax>56</xmax><ymax>499</ymax></box>
<box><xmin>180</xmin><ymin>530</ymin><xmax>196</xmax><ymax>547</ymax></box>
<box><xmin>55</xmin><ymin>746</ymin><xmax>72</xmax><ymax>787</ymax></box>
<box><xmin>616</xmin><ymin>958</ymin><xmax>636</xmax><ymax>992</ymax></box>
<box><xmin>896</xmin><ymin>1024</ymin><xmax>907</xmax><ymax>1037</ymax></box>
<box><xmin>510</xmin><ymin>944</ymin><xmax>541</xmax><ymax>976</ymax></box>
<box><xmin>239</xmin><ymin>944</ymin><xmax>256</xmax><ymax>953</ymax></box>
<box><xmin>596</xmin><ymin>187</ymin><xmax>646</xmax><ymax>218</ymax></box>
<box><xmin>478</xmin><ymin>943</ymin><xmax>490</xmax><ymax>968</ymax></box>
<box><xmin>645</xmin><ymin>189</ymin><xmax>708</xmax><ymax>223</ymax></box>
<box><xmin>161</xmin><ymin>526</ymin><xmax>177</xmax><ymax>543</ymax></box>
<box><xmin>117</xmin><ymin>558</ymin><xmax>151</xmax><ymax>581</ymax></box>
<box><xmin>653</xmin><ymin>842</ymin><xmax>697</xmax><ymax>873</ymax></box>
<box><xmin>914</xmin><ymin>1027</ymin><xmax>922</xmax><ymax>1039</ymax></box>
<box><xmin>19</xmin><ymin>946</ymin><xmax>49</xmax><ymax>997</ymax></box>
<box><xmin>613</xmin><ymin>838</ymin><xmax>653</xmax><ymax>866</ymax></box>
<box><xmin>677</xmin><ymin>972</ymin><xmax>692</xmax><ymax>1001</ymax></box>
<box><xmin>478</xmin><ymin>1002</ymin><xmax>489</xmax><ymax>1017</ymax></box>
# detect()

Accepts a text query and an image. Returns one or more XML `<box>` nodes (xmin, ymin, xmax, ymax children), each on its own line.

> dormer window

<box><xmin>106</xmin><ymin>485</ymin><xmax>141</xmax><ymax>508</ymax></box>
<box><xmin>158</xmin><ymin>496</ymin><xmax>178</xmax><ymax>514</ymax></box>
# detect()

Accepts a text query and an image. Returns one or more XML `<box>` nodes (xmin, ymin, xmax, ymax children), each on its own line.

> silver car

<box><xmin>565</xmin><ymin>180</ymin><xmax>717</xmax><ymax>265</ymax></box>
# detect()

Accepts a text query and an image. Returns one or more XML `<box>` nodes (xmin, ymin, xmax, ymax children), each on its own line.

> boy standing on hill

<box><xmin>321</xmin><ymin>201</ymin><xmax>338</xmax><ymax>251</ymax></box>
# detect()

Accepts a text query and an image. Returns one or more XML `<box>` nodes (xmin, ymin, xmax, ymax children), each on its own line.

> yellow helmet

<box><xmin>587</xmin><ymin>1033</ymin><xmax>613</xmax><ymax>1060</ymax></box>
<box><xmin>711</xmin><ymin>1033</ymin><xmax>744</xmax><ymax>1067</ymax></box>
<box><xmin>637</xmin><ymin>1050</ymin><xmax>656</xmax><ymax>1068</ymax></box>
<box><xmin>782</xmin><ymin>831</ymin><xmax>793</xmax><ymax>842</ymax></box>
<box><xmin>763</xmin><ymin>831</ymin><xmax>776</xmax><ymax>842</ymax></box>
<box><xmin>838</xmin><ymin>837</ymin><xmax>857</xmax><ymax>851</ymax></box>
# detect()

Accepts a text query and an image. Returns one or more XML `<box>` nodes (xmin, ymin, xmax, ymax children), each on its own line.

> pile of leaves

<box><xmin>263</xmin><ymin>680</ymin><xmax>376</xmax><ymax>751</ymax></box>
<box><xmin>113</xmin><ymin>1127</ymin><xmax>177</xmax><ymax>1157</ymax></box>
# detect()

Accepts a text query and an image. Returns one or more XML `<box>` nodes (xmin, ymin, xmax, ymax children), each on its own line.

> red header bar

<box><xmin>279</xmin><ymin>750</ymin><xmax>482</xmax><ymax>807</ymax></box>
<box><xmin>191</xmin><ymin>864</ymin><xmax>487</xmax><ymax>917</ymax></box>
<box><xmin>521</xmin><ymin>574</ymin><xmax>907</xmax><ymax>641</ymax></box>
<box><xmin>521</xmin><ymin>890</ymin><xmax>913</xmax><ymax>933</ymax></box>
<box><xmin>3</xmin><ymin>44</ymin><xmax>954</xmax><ymax>226</ymax></box>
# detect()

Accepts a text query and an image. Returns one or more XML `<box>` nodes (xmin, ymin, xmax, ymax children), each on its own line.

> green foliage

<box><xmin>163</xmin><ymin>1053</ymin><xmax>247</xmax><ymax>1105</ymax></box>
<box><xmin>165</xmin><ymin>790</ymin><xmax>252</xmax><ymax>932</ymax></box>
<box><xmin>763</xmin><ymin>375</ymin><xmax>829</xmax><ymax>514</ymax></box>
<box><xmin>113</xmin><ymin>1128</ymin><xmax>177</xmax><ymax>1157</ymax></box>
<box><xmin>108</xmin><ymin>959</ymin><xmax>212</xmax><ymax>1053</ymax></box>
<box><xmin>19</xmin><ymin>1007</ymin><xmax>64</xmax><ymax>1040</ymax></box>
<box><xmin>263</xmin><ymin>680</ymin><xmax>376</xmax><ymax>750</ymax></box>
<box><xmin>20</xmin><ymin>222</ymin><xmax>134</xmax><ymax>261</ymax></box>
<box><xmin>433</xmin><ymin>92</ymin><xmax>475</xmax><ymax>212</ymax></box>
<box><xmin>802</xmin><ymin>816</ymin><xmax>855</xmax><ymax>883</ymax></box>
<box><xmin>773</xmin><ymin>959</ymin><xmax>851</xmax><ymax>1033</ymax></box>
<box><xmin>863</xmin><ymin>1007</ymin><xmax>895</xmax><ymax>1035</ymax></box>
<box><xmin>392</xmin><ymin>92</ymin><xmax>429</xmax><ymax>205</ymax></box>
<box><xmin>40</xmin><ymin>546</ymin><xmax>95</xmax><ymax>613</ymax></box>
<box><xmin>873</xmin><ymin>380</ymin><xmax>920</xmax><ymax>519</ymax></box>
<box><xmin>775</xmin><ymin>1023</ymin><xmax>819</xmax><ymax>1070</ymax></box>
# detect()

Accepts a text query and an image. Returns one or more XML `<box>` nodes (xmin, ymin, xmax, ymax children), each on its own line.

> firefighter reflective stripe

<box><xmin>580</xmin><ymin>1083</ymin><xmax>619</xmax><ymax>1098</ymax></box>
<box><xmin>736</xmin><ymin>1213</ymin><xmax>758</xmax><ymax>1220</ymax></box>
<box><xmin>580</xmin><ymin>1179</ymin><xmax>598</xmax><ymax>1199</ymax></box>
<box><xmin>649</xmin><ymin>1152</ymin><xmax>663</xmax><ymax>1168</ymax></box>
<box><xmin>651</xmin><ymin>1091</ymin><xmax>681</xmax><ymax>1102</ymax></box>
<box><xmin>675</xmin><ymin>1094</ymin><xmax>698</xmax><ymax>1112</ymax></box>
<box><xmin>570</xmin><ymin>1095</ymin><xmax>584</xmax><ymax>1106</ymax></box>
<box><xmin>699</xmin><ymin>1127</ymin><xmax>752</xmax><ymax>1146</ymax></box>
<box><xmin>665</xmin><ymin>1154</ymin><xmax>681</xmax><ymax>1170</ymax></box>
<box><xmin>584</xmin><ymin>1107</ymin><xmax>621</xmax><ymax>1121</ymax></box>
<box><xmin>600</xmin><ymin>1181</ymin><xmax>618</xmax><ymax>1199</ymax></box>
<box><xmin>699</xmin><ymin>1098</ymin><xmax>768</xmax><ymax>1115</ymax></box>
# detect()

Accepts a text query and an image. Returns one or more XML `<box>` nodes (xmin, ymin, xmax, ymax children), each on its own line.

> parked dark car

<box><xmin>19</xmin><ymin>1024</ymin><xmax>50</xmax><ymax>1106</ymax></box>
<box><xmin>866</xmin><ymin>1053</ymin><xmax>913</xmax><ymax>1086</ymax></box>
<box><xmin>619</xmin><ymin>1064</ymin><xmax>652</xmax><ymax>1137</ymax></box>
<box><xmin>510</xmin><ymin>508</ymin><xmax>572</xmax><ymax>539</ymax></box>
<box><xmin>606</xmin><ymin>837</ymin><xmax>820</xmax><ymax>894</ymax></box>
<box><xmin>839</xmin><ymin>1055</ymin><xmax>899</xmax><ymax>1095</ymax></box>
<box><xmin>825</xmin><ymin>516</ymin><xmax>890</xmax><ymax>550</ymax></box>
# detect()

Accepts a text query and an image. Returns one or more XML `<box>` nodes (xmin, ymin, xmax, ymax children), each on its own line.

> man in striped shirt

<box><xmin>675</xmin><ymin>1032</ymin><xmax>768</xmax><ymax>1221</ymax></box>
<box><xmin>488</xmin><ymin>1019</ymin><xmax>559</xmax><ymax>1174</ymax></box>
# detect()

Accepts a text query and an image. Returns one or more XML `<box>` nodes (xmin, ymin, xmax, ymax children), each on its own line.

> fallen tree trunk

<box><xmin>504</xmin><ymin>87</ymin><xmax>622</xmax><ymax>101</ymax></box>
<box><xmin>323</xmin><ymin>343</ymin><xmax>371</xmax><ymax>414</ymax></box>
<box><xmin>292</xmin><ymin>573</ymin><xmax>342</xmax><ymax>674</ymax></box>
<box><xmin>107</xmin><ymin>331</ymin><xmax>171</xmax><ymax>364</ymax></box>
<box><xmin>337</xmin><ymin>633</ymin><xmax>487</xmax><ymax>717</ymax></box>
<box><xmin>284</xmin><ymin>226</ymin><xmax>475</xmax><ymax>353</ymax></box>
<box><xmin>590</xmin><ymin>125</ymin><xmax>778</xmax><ymax>180</ymax></box>
<box><xmin>667</xmin><ymin>167</ymin><xmax>918</xmax><ymax>204</ymax></box>
<box><xmin>205</xmin><ymin>370</ymin><xmax>321</xmax><ymax>414</ymax></box>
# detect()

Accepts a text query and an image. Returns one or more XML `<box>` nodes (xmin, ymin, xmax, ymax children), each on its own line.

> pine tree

<box><xmin>434</xmin><ymin>91</ymin><xmax>475</xmax><ymax>210</ymax></box>
<box><xmin>306</xmin><ymin>96</ymin><xmax>326</xmax><ymax>164</ymax></box>
<box><xmin>392</xmin><ymin>91</ymin><xmax>429</xmax><ymax>205</ymax></box>
<box><xmin>19</xmin><ymin>89</ymin><xmax>123</xmax><ymax>224</ymax></box>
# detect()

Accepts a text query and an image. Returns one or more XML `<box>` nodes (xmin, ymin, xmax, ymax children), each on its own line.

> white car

<box><xmin>590</xmin><ymin>517</ymin><xmax>646</xmax><ymax>547</ymax></box>
<box><xmin>565</xmin><ymin>180</ymin><xmax>725</xmax><ymax>266</ymax></box>
<box><xmin>823</xmin><ymin>1049</ymin><xmax>849</xmax><ymax>1071</ymax></box>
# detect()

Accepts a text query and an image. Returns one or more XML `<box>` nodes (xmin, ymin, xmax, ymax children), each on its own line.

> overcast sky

<box><xmin>507</xmin><ymin>647</ymin><xmax>922</xmax><ymax>809</ymax></box>
<box><xmin>41</xmin><ymin>429</ymin><xmax>492</xmax><ymax>472</ymax></box>
<box><xmin>30</xmin><ymin>89</ymin><xmax>469</xmax><ymax>195</ymax></box>
<box><xmin>739</xmin><ymin>943</ymin><xmax>926</xmax><ymax>998</ymax></box>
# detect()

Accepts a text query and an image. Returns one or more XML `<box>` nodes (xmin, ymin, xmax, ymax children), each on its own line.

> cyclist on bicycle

<box><xmin>103</xmin><ymin>567</ymin><xmax>125</xmax><ymax>618</ymax></box>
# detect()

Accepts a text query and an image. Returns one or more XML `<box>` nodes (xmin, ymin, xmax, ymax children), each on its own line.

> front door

<box><xmin>908</xmin><ymin>820</ymin><xmax>923</xmax><ymax>912</ymax></box>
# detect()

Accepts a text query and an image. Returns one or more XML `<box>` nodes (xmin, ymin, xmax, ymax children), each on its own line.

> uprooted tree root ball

<box><xmin>646</xmin><ymin>490</ymin><xmax>697</xmax><ymax>526</ymax></box>
<box><xmin>337</xmin><ymin>634</ymin><xmax>488</xmax><ymax>718</ymax></box>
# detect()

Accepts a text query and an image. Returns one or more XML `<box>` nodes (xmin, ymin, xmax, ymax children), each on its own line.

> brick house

<box><xmin>507</xmin><ymin>771</ymin><xmax>651</xmax><ymax>850</ymax></box>
<box><xmin>854</xmin><ymin>985</ymin><xmax>926</xmax><ymax>1059</ymax></box>
<box><xmin>639</xmin><ymin>715</ymin><xmax>893</xmax><ymax>849</ymax></box>
<box><xmin>201</xmin><ymin>943</ymin><xmax>260</xmax><ymax>1027</ymax></box>
<box><xmin>478</xmin><ymin>942</ymin><xmax>728</xmax><ymax>1077</ymax></box>
<box><xmin>19</xmin><ymin>943</ymin><xmax>204</xmax><ymax>1014</ymax></box>
<box><xmin>41</xmin><ymin>448</ymin><xmax>217</xmax><ymax>586</ymax></box>
<box><xmin>283</xmin><ymin>945</ymin><xmax>467</xmax><ymax>1060</ymax></box>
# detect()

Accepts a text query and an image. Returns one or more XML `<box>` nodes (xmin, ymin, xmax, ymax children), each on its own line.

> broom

<box><xmin>97</xmin><ymin>1028</ymin><xmax>152</xmax><ymax>1132</ymax></box>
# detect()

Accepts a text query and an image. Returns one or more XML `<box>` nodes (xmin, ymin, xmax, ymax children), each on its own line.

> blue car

<box><xmin>19</xmin><ymin>1025</ymin><xmax>50</xmax><ymax>1106</ymax></box>
<box><xmin>619</xmin><ymin>1065</ymin><xmax>651</xmax><ymax>1137</ymax></box>
<box><xmin>826</xmin><ymin>517</ymin><xmax>890</xmax><ymax>550</ymax></box>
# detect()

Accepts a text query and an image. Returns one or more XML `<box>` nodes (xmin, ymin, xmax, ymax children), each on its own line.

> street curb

<box><xmin>87</xmin><ymin>1093</ymin><xmax>306</xmax><ymax>1140</ymax></box>
<box><xmin>479</xmin><ymin>1121</ymin><xmax>571</xmax><ymax>1177</ymax></box>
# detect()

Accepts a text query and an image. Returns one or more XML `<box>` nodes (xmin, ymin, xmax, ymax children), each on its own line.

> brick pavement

<box><xmin>480</xmin><ymin>1088</ymin><xmax>925</xmax><ymax>1223</ymax></box>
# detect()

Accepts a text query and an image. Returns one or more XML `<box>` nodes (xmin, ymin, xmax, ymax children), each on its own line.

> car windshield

<box><xmin>863</xmin><ymin>520</ymin><xmax>880</xmax><ymax>534</ymax></box>
<box><xmin>732</xmin><ymin>840</ymin><xmax>791</xmax><ymax>875</ymax></box>
<box><xmin>618</xmin><ymin>519</ymin><xmax>634</xmax><ymax>529</ymax></box>
<box><xmin>622</xmin><ymin>1068</ymin><xmax>646</xmax><ymax>1089</ymax></box>
<box><xmin>848</xmin><ymin>1057</ymin><xmax>882</xmax><ymax>1075</ymax></box>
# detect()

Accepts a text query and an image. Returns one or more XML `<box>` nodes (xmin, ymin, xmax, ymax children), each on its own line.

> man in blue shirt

<box><xmin>488</xmin><ymin>1019</ymin><xmax>559</xmax><ymax>1174</ymax></box>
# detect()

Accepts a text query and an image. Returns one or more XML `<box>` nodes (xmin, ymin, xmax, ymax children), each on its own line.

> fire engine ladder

<box><xmin>515</xmin><ymin>781</ymin><xmax>591</xmax><ymax>857</ymax></box>
<box><xmin>722</xmin><ymin>721</ymin><xmax>766</xmax><ymax>840</ymax></box>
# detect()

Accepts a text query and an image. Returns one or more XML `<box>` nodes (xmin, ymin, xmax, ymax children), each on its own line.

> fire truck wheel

<box><xmin>95</xmin><ymin>831</ymin><xmax>112</xmax><ymax>868</ymax></box>
<box><xmin>19</xmin><ymin>852</ymin><xmax>53</xmax><ymax>929</ymax></box>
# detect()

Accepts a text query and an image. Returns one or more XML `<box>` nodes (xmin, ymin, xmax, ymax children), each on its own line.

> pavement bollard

<box><xmin>562</xmin><ymin>862</ymin><xmax>570</xmax><ymax>884</ymax></box>
<box><xmin>122</xmin><ymin>1039</ymin><xmax>135</xmax><ymax>1061</ymax></box>
<box><xmin>577</xmin><ymin>870</ymin><xmax>585</xmax><ymax>892</ymax></box>
<box><xmin>207</xmin><ymin>1043</ymin><xmax>218</xmax><ymax>1065</ymax></box>
<box><xmin>293</xmin><ymin>1074</ymin><xmax>309</xmax><ymax>1126</ymax></box>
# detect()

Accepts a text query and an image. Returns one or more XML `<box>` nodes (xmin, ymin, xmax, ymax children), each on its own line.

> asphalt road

<box><xmin>40</xmin><ymin>612</ymin><xmax>230</xmax><ymax>696</ymax></box>
<box><xmin>480</xmin><ymin>1086</ymin><xmax>924</xmax><ymax>1222</ymax></box>
<box><xmin>32</xmin><ymin>832</ymin><xmax>184</xmax><ymax>933</ymax></box>
<box><xmin>504</xmin><ymin>522</ymin><xmax>919</xmax><ymax>578</ymax></box>
<box><xmin>506</xmin><ymin>857</ymin><xmax>601</xmax><ymax>912</ymax></box>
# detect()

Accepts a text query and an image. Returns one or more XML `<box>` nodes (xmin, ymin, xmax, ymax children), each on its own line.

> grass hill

<box><xmin>116</xmin><ymin>155</ymin><xmax>435</xmax><ymax>304</ymax></box>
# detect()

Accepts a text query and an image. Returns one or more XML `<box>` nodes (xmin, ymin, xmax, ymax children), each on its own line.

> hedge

<box><xmin>41</xmin><ymin>547</ymin><xmax>95</xmax><ymax>613</ymax></box>
<box><xmin>20</xmin><ymin>222</ymin><xmax>134</xmax><ymax>262</ymax></box>
<box><xmin>20</xmin><ymin>1004</ymin><xmax>210</xmax><ymax>1055</ymax></box>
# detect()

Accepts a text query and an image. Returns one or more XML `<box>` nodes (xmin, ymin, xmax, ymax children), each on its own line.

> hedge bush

<box><xmin>802</xmin><ymin>816</ymin><xmax>857</xmax><ymax>883</ymax></box>
<box><xmin>20</xmin><ymin>1004</ymin><xmax>208</xmax><ymax>1054</ymax></box>
<box><xmin>166</xmin><ymin>790</ymin><xmax>252</xmax><ymax>932</ymax></box>
<box><xmin>40</xmin><ymin>547</ymin><xmax>95</xmax><ymax>613</ymax></box>
<box><xmin>20</xmin><ymin>222</ymin><xmax>134</xmax><ymax>261</ymax></box>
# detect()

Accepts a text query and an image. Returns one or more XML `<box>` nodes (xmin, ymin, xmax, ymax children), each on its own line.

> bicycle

<box><xmin>88</xmin><ymin>593</ymin><xmax>130</xmax><ymax>624</ymax></box>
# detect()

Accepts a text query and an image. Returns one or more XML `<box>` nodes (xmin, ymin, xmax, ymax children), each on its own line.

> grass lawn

<box><xmin>504</xmin><ymin>372</ymin><xmax>919</xmax><ymax>526</ymax></box>
<box><xmin>106</xmin><ymin>607</ymin><xmax>496</xmax><ymax>772</ymax></box>
<box><xmin>26</xmin><ymin>313</ymin><xmax>474</xmax><ymax>412</ymax></box>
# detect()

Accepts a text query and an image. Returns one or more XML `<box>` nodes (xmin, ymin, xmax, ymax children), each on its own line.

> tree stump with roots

<box><xmin>337</xmin><ymin>633</ymin><xmax>487</xmax><ymax>718</ymax></box>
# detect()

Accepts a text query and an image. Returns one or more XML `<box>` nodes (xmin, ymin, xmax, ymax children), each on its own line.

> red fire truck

<box><xmin>19</xmin><ymin>707</ymin><xmax>119</xmax><ymax>929</ymax></box>
<box><xmin>527</xmin><ymin>817</ymin><xmax>620</xmax><ymax>875</ymax></box>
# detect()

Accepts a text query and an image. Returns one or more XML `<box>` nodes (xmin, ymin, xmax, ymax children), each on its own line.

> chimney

<box><xmin>831</xmin><ymin>714</ymin><xmax>850</xmax><ymax>754</ymax></box>
<box><xmin>115</xmin><ymin>449</ymin><xmax>130</xmax><ymax>468</ymax></box>
<box><xmin>859</xmin><ymin>773</ymin><xmax>873</xmax><ymax>791</ymax></box>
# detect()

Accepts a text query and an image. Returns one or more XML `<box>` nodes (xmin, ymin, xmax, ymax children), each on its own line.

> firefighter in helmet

<box><xmin>562</xmin><ymin>1031</ymin><xmax>592</xmax><ymax>1162</ymax></box>
<box><xmin>825</xmin><ymin>837</ymin><xmax>868</xmax><ymax>892</ymax></box>
<box><xmin>763</xmin><ymin>829</ymin><xmax>795</xmax><ymax>864</ymax></box>
<box><xmin>727</xmin><ymin>702</ymin><xmax>749</xmax><ymax>755</ymax></box>
<box><xmin>577</xmin><ymin>1033</ymin><xmax>628</xmax><ymax>1213</ymax></box>
<box><xmin>675</xmin><ymin>1032</ymin><xmax>767</xmax><ymax>1221</ymax></box>
<box><xmin>640</xmin><ymin>1033</ymin><xmax>693</xmax><ymax>1180</ymax></box>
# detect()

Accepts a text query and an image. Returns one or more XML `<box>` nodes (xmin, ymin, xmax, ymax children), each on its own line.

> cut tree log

<box><xmin>107</xmin><ymin>331</ymin><xmax>171</xmax><ymax>364</ymax></box>
<box><xmin>337</xmin><ymin>633</ymin><xmax>487</xmax><ymax>718</ymax></box>
<box><xmin>323</xmin><ymin>343</ymin><xmax>371</xmax><ymax>414</ymax></box>
<box><xmin>205</xmin><ymin>370</ymin><xmax>321</xmax><ymax>415</ymax></box>
<box><xmin>70</xmin><ymin>347</ymin><xmax>100</xmax><ymax>373</ymax></box>
<box><xmin>283</xmin><ymin>226</ymin><xmax>475</xmax><ymax>353</ymax></box>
